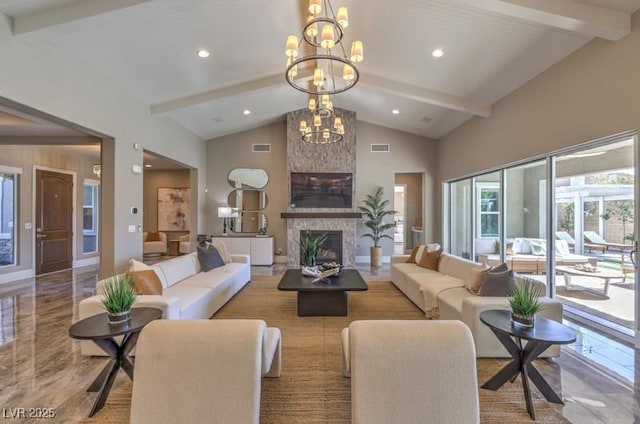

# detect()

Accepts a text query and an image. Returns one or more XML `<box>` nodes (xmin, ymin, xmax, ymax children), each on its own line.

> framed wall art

<box><xmin>157</xmin><ymin>187</ymin><xmax>190</xmax><ymax>231</ymax></box>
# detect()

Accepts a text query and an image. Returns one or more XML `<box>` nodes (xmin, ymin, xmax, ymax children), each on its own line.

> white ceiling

<box><xmin>0</xmin><ymin>0</ymin><xmax>638</xmax><ymax>140</ymax></box>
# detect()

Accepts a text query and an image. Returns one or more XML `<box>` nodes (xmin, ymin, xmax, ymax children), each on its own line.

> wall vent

<box><xmin>370</xmin><ymin>144</ymin><xmax>390</xmax><ymax>153</ymax></box>
<box><xmin>252</xmin><ymin>143</ymin><xmax>271</xmax><ymax>153</ymax></box>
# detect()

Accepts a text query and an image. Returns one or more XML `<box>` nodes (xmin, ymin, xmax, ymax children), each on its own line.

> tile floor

<box><xmin>0</xmin><ymin>263</ymin><xmax>638</xmax><ymax>423</ymax></box>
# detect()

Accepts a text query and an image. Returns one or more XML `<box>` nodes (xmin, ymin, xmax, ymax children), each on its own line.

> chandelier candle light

<box><xmin>285</xmin><ymin>0</ymin><xmax>363</xmax><ymax>145</ymax></box>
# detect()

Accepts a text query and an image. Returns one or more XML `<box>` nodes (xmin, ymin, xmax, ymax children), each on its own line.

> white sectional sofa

<box><xmin>78</xmin><ymin>252</ymin><xmax>251</xmax><ymax>356</ymax></box>
<box><xmin>391</xmin><ymin>252</ymin><xmax>563</xmax><ymax>358</ymax></box>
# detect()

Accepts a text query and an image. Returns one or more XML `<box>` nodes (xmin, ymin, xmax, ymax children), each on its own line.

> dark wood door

<box><xmin>36</xmin><ymin>170</ymin><xmax>73</xmax><ymax>275</ymax></box>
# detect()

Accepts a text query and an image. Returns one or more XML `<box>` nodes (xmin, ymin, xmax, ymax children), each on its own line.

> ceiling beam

<box><xmin>12</xmin><ymin>0</ymin><xmax>153</xmax><ymax>40</ymax></box>
<box><xmin>152</xmin><ymin>71</ymin><xmax>491</xmax><ymax>118</ymax></box>
<box><xmin>151</xmin><ymin>74</ymin><xmax>287</xmax><ymax>116</ymax></box>
<box><xmin>360</xmin><ymin>73</ymin><xmax>492</xmax><ymax>118</ymax></box>
<box><xmin>456</xmin><ymin>0</ymin><xmax>630</xmax><ymax>41</ymax></box>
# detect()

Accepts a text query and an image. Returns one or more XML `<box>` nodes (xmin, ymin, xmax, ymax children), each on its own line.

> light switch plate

<box><xmin>128</xmin><ymin>225</ymin><xmax>136</xmax><ymax>233</ymax></box>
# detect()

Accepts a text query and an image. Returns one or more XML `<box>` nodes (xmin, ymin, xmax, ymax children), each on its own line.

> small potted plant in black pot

<box><xmin>101</xmin><ymin>274</ymin><xmax>137</xmax><ymax>325</ymax></box>
<box><xmin>508</xmin><ymin>278</ymin><xmax>543</xmax><ymax>328</ymax></box>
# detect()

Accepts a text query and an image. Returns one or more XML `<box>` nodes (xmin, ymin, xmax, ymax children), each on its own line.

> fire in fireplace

<box><xmin>300</xmin><ymin>230</ymin><xmax>342</xmax><ymax>265</ymax></box>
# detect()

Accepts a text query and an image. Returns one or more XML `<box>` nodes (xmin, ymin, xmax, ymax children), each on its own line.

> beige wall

<box><xmin>439</xmin><ymin>14</ymin><xmax>640</xmax><ymax>181</ymax></box>
<box><xmin>143</xmin><ymin>169</ymin><xmax>191</xmax><ymax>236</ymax></box>
<box><xmin>0</xmin><ymin>144</ymin><xmax>100</xmax><ymax>276</ymax></box>
<box><xmin>206</xmin><ymin>120</ymin><xmax>437</xmax><ymax>257</ymax></box>
<box><xmin>205</xmin><ymin>122</ymin><xmax>288</xmax><ymax>255</ymax></box>
<box><xmin>438</xmin><ymin>12</ymin><xmax>640</xmax><ymax>242</ymax></box>
<box><xmin>0</xmin><ymin>16</ymin><xmax>206</xmax><ymax>276</ymax></box>
<box><xmin>356</xmin><ymin>121</ymin><xmax>438</xmax><ymax>257</ymax></box>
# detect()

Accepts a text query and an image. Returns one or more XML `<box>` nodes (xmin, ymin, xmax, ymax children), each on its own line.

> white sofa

<box><xmin>78</xmin><ymin>252</ymin><xmax>251</xmax><ymax>356</ymax></box>
<box><xmin>130</xmin><ymin>320</ymin><xmax>281</xmax><ymax>424</ymax></box>
<box><xmin>390</xmin><ymin>251</ymin><xmax>563</xmax><ymax>358</ymax></box>
<box><xmin>143</xmin><ymin>231</ymin><xmax>167</xmax><ymax>255</ymax></box>
<box><xmin>475</xmin><ymin>237</ymin><xmax>596</xmax><ymax>273</ymax></box>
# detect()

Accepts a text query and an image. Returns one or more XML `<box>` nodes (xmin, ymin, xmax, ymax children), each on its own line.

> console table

<box><xmin>480</xmin><ymin>310</ymin><xmax>576</xmax><ymax>420</ymax></box>
<box><xmin>210</xmin><ymin>236</ymin><xmax>274</xmax><ymax>265</ymax></box>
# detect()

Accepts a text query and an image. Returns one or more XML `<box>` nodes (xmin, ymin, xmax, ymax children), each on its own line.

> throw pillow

<box><xmin>555</xmin><ymin>239</ymin><xmax>570</xmax><ymax>256</ymax></box>
<box><xmin>530</xmin><ymin>239</ymin><xmax>546</xmax><ymax>256</ymax></box>
<box><xmin>146</xmin><ymin>231</ymin><xmax>161</xmax><ymax>242</ymax></box>
<box><xmin>464</xmin><ymin>264</ymin><xmax>490</xmax><ymax>295</ymax></box>
<box><xmin>129</xmin><ymin>258</ymin><xmax>153</xmax><ymax>272</ymax></box>
<box><xmin>127</xmin><ymin>270</ymin><xmax>163</xmax><ymax>295</ymax></box>
<box><xmin>406</xmin><ymin>244</ymin><xmax>422</xmax><ymax>263</ymax></box>
<box><xmin>197</xmin><ymin>246</ymin><xmax>225</xmax><ymax>272</ymax></box>
<box><xmin>479</xmin><ymin>267</ymin><xmax>515</xmax><ymax>297</ymax></box>
<box><xmin>210</xmin><ymin>241</ymin><xmax>233</xmax><ymax>264</ymax></box>
<box><xmin>417</xmin><ymin>248</ymin><xmax>441</xmax><ymax>271</ymax></box>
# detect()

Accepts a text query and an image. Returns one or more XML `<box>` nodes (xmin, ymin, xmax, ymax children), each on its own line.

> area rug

<box><xmin>81</xmin><ymin>276</ymin><xmax>570</xmax><ymax>423</ymax></box>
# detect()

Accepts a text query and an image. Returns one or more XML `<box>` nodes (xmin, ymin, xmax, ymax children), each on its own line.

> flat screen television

<box><xmin>290</xmin><ymin>172</ymin><xmax>353</xmax><ymax>208</ymax></box>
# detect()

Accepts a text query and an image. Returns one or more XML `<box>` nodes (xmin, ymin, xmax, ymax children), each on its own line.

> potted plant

<box><xmin>298</xmin><ymin>230</ymin><xmax>327</xmax><ymax>268</ymax></box>
<box><xmin>508</xmin><ymin>278</ymin><xmax>543</xmax><ymax>328</ymax></box>
<box><xmin>358</xmin><ymin>186</ymin><xmax>397</xmax><ymax>267</ymax></box>
<box><xmin>101</xmin><ymin>274</ymin><xmax>137</xmax><ymax>325</ymax></box>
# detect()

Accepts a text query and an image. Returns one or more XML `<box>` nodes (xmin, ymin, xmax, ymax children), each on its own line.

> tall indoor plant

<box><xmin>358</xmin><ymin>186</ymin><xmax>396</xmax><ymax>267</ymax></box>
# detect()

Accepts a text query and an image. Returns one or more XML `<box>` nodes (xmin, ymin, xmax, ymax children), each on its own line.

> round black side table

<box><xmin>69</xmin><ymin>307</ymin><xmax>163</xmax><ymax>417</ymax></box>
<box><xmin>479</xmin><ymin>309</ymin><xmax>576</xmax><ymax>420</ymax></box>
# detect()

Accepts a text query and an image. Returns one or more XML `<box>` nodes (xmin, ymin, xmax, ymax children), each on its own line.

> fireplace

<box><xmin>300</xmin><ymin>230</ymin><xmax>342</xmax><ymax>265</ymax></box>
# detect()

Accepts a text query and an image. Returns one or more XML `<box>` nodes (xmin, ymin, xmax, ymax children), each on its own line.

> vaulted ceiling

<box><xmin>0</xmin><ymin>0</ymin><xmax>637</xmax><ymax>140</ymax></box>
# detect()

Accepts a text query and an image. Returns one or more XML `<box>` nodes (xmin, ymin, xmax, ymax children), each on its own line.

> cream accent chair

<box><xmin>178</xmin><ymin>234</ymin><xmax>191</xmax><ymax>254</ymax></box>
<box><xmin>342</xmin><ymin>320</ymin><xmax>479</xmax><ymax>424</ymax></box>
<box><xmin>142</xmin><ymin>231</ymin><xmax>167</xmax><ymax>255</ymax></box>
<box><xmin>130</xmin><ymin>319</ymin><xmax>281</xmax><ymax>424</ymax></box>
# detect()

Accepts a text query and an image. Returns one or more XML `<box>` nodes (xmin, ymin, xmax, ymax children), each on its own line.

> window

<box><xmin>476</xmin><ymin>182</ymin><xmax>500</xmax><ymax>238</ymax></box>
<box><xmin>82</xmin><ymin>180</ymin><xmax>99</xmax><ymax>254</ymax></box>
<box><xmin>0</xmin><ymin>167</ymin><xmax>19</xmax><ymax>267</ymax></box>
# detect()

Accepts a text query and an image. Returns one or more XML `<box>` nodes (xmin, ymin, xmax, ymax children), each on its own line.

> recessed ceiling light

<box><xmin>196</xmin><ymin>49</ymin><xmax>210</xmax><ymax>58</ymax></box>
<box><xmin>243</xmin><ymin>109</ymin><xmax>251</xmax><ymax>115</ymax></box>
<box><xmin>392</xmin><ymin>109</ymin><xmax>400</xmax><ymax>115</ymax></box>
<box><xmin>144</xmin><ymin>164</ymin><xmax>152</xmax><ymax>168</ymax></box>
<box><xmin>432</xmin><ymin>49</ymin><xmax>444</xmax><ymax>58</ymax></box>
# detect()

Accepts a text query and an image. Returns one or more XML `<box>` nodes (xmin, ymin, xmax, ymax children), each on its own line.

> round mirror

<box><xmin>227</xmin><ymin>189</ymin><xmax>268</xmax><ymax>211</ymax></box>
<box><xmin>228</xmin><ymin>168</ymin><xmax>268</xmax><ymax>189</ymax></box>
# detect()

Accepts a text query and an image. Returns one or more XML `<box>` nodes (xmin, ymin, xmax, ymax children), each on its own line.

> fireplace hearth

<box><xmin>300</xmin><ymin>230</ymin><xmax>342</xmax><ymax>265</ymax></box>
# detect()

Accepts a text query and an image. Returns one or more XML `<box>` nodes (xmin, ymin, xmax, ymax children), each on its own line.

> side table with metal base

<box><xmin>479</xmin><ymin>309</ymin><xmax>576</xmax><ymax>420</ymax></box>
<box><xmin>69</xmin><ymin>307</ymin><xmax>163</xmax><ymax>417</ymax></box>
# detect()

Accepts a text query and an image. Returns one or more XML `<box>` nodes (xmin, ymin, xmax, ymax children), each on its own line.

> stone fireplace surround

<box><xmin>285</xmin><ymin>107</ymin><xmax>358</xmax><ymax>268</ymax></box>
<box><xmin>287</xmin><ymin>218</ymin><xmax>356</xmax><ymax>267</ymax></box>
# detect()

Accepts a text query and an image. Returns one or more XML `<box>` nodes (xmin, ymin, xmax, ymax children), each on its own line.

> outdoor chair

<box><xmin>584</xmin><ymin>231</ymin><xmax>633</xmax><ymax>253</ymax></box>
<box><xmin>555</xmin><ymin>231</ymin><xmax>576</xmax><ymax>249</ymax></box>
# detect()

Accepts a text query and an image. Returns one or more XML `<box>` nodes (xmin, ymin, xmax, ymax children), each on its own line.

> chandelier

<box><xmin>285</xmin><ymin>0</ymin><xmax>363</xmax><ymax>144</ymax></box>
<box><xmin>285</xmin><ymin>0</ymin><xmax>363</xmax><ymax>95</ymax></box>
<box><xmin>298</xmin><ymin>94</ymin><xmax>345</xmax><ymax>144</ymax></box>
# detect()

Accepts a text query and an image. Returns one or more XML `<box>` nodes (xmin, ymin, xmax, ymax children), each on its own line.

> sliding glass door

<box><xmin>554</xmin><ymin>138</ymin><xmax>636</xmax><ymax>335</ymax></box>
<box><xmin>445</xmin><ymin>133</ymin><xmax>638</xmax><ymax>341</ymax></box>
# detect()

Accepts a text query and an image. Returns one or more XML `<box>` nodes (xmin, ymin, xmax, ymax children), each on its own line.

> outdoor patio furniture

<box><xmin>555</xmin><ymin>231</ymin><xmax>575</xmax><ymax>249</ymax></box>
<box><xmin>584</xmin><ymin>231</ymin><xmax>633</xmax><ymax>253</ymax></box>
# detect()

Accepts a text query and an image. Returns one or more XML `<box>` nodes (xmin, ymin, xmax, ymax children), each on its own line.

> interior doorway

<box><xmin>394</xmin><ymin>173</ymin><xmax>424</xmax><ymax>253</ymax></box>
<box><xmin>35</xmin><ymin>169</ymin><xmax>74</xmax><ymax>275</ymax></box>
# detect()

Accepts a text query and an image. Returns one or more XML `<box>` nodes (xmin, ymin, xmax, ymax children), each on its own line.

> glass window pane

<box><xmin>450</xmin><ymin>179</ymin><xmax>472</xmax><ymax>259</ymax></box>
<box><xmin>0</xmin><ymin>173</ymin><xmax>16</xmax><ymax>267</ymax></box>
<box><xmin>82</xmin><ymin>183</ymin><xmax>98</xmax><ymax>254</ymax></box>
